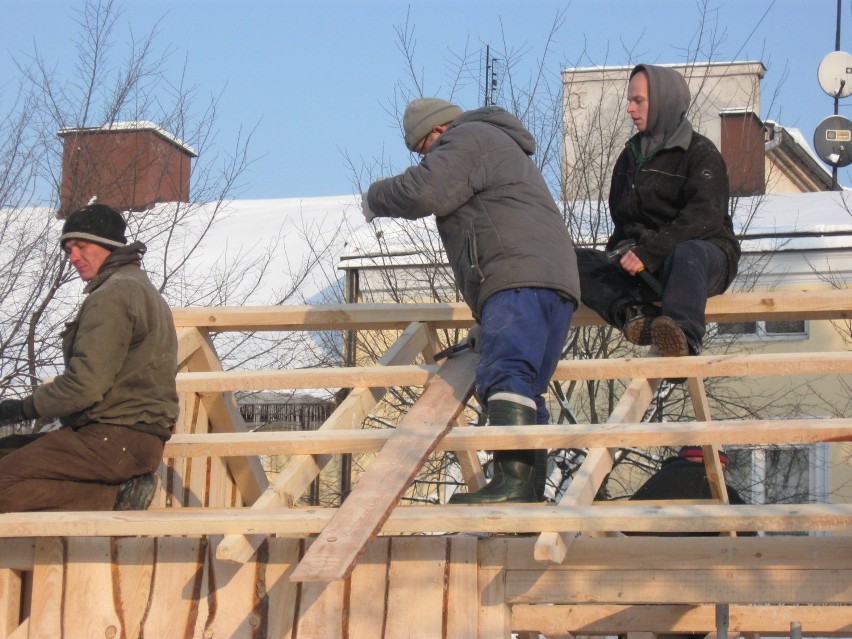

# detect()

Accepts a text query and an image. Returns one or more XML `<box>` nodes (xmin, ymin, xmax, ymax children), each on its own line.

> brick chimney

<box><xmin>719</xmin><ymin>108</ymin><xmax>765</xmax><ymax>197</ymax></box>
<box><xmin>58</xmin><ymin>121</ymin><xmax>197</xmax><ymax>215</ymax></box>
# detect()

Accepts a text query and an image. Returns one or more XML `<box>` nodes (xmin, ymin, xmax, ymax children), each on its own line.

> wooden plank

<box><xmin>265</xmin><ymin>538</ymin><xmax>301</xmax><ymax>639</ymax></box>
<box><xmin>0</xmin><ymin>503</ymin><xmax>848</xmax><ymax>538</ymax></box>
<box><xmin>28</xmin><ymin>538</ymin><xmax>63</xmax><ymax>639</ymax></box>
<box><xmin>485</xmin><ymin>536</ymin><xmax>852</xmax><ymax>570</ymax></box>
<box><xmin>424</xmin><ymin>324</ymin><xmax>486</xmax><ymax>495</ymax></box>
<box><xmin>384</xmin><ymin>537</ymin><xmax>446</xmax><ymax>638</ymax></box>
<box><xmin>478</xmin><ymin>539</ymin><xmax>510</xmax><ymax>639</ymax></box>
<box><xmin>296</xmin><ymin>571</ymin><xmax>345</xmax><ymax>637</ymax></box>
<box><xmin>162</xmin><ymin>417</ymin><xmax>852</xmax><ymax>458</ymax></box>
<box><xmin>175</xmin><ymin>350</ymin><xmax>852</xmax><ymax>392</ymax></box>
<box><xmin>348</xmin><ymin>538</ymin><xmax>390</xmax><ymax>639</ymax></box>
<box><xmin>141</xmin><ymin>538</ymin><xmax>206</xmax><ymax>638</ymax></box>
<box><xmin>176</xmin><ymin>326</ymin><xmax>205</xmax><ymax>367</ymax></box>
<box><xmin>64</xmin><ymin>538</ymin><xmax>122</xmax><ymax>637</ymax></box>
<box><xmin>172</xmin><ymin>301</ymin><xmax>476</xmax><ymax>331</ymax></box>
<box><xmin>186</xmin><ymin>399</ymin><xmax>210</xmax><ymax>507</ymax></box>
<box><xmin>202</xmin><ymin>536</ymin><xmax>263</xmax><ymax>638</ymax></box>
<box><xmin>0</xmin><ymin>569</ymin><xmax>21</xmax><ymax>638</ymax></box>
<box><xmin>511</xmin><ymin>604</ymin><xmax>852</xmax><ymax>635</ymax></box>
<box><xmin>290</xmin><ymin>350</ymin><xmax>477</xmax><ymax>582</ymax></box>
<box><xmin>216</xmin><ymin>321</ymin><xmax>430</xmax><ymax>564</ymax></box>
<box><xmin>447</xmin><ymin>536</ymin><xmax>479</xmax><ymax>639</ymax></box>
<box><xmin>184</xmin><ymin>331</ymin><xmax>268</xmax><ymax>505</ymax></box>
<box><xmin>452</xmin><ymin>414</ymin><xmax>487</xmax><ymax>492</ymax></box>
<box><xmin>504</xmin><ymin>568</ymin><xmax>852</xmax><ymax>605</ymax></box>
<box><xmin>0</xmin><ymin>540</ymin><xmax>34</xmax><ymax>570</ymax></box>
<box><xmin>169</xmin><ymin>290</ymin><xmax>852</xmax><ymax>331</ymax></box>
<box><xmin>114</xmin><ymin>538</ymin><xmax>156</xmax><ymax>639</ymax></box>
<box><xmin>536</xmin><ymin>377</ymin><xmax>660</xmax><ymax>563</ymax></box>
<box><xmin>4</xmin><ymin>619</ymin><xmax>25</xmax><ymax>639</ymax></box>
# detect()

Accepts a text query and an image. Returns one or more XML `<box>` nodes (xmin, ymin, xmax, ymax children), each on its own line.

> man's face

<box><xmin>627</xmin><ymin>71</ymin><xmax>650</xmax><ymax>132</ymax></box>
<box><xmin>414</xmin><ymin>125</ymin><xmax>447</xmax><ymax>156</ymax></box>
<box><xmin>64</xmin><ymin>240</ymin><xmax>111</xmax><ymax>281</ymax></box>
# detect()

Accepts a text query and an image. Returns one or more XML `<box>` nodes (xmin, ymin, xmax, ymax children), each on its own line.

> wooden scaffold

<box><xmin>0</xmin><ymin>290</ymin><xmax>849</xmax><ymax>638</ymax></box>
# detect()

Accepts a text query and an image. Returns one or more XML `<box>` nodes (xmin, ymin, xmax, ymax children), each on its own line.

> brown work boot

<box><xmin>651</xmin><ymin>316</ymin><xmax>690</xmax><ymax>384</ymax></box>
<box><xmin>114</xmin><ymin>474</ymin><xmax>158</xmax><ymax>511</ymax></box>
<box><xmin>621</xmin><ymin>304</ymin><xmax>658</xmax><ymax>346</ymax></box>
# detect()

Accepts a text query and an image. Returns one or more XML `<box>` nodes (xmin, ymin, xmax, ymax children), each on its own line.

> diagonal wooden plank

<box><xmin>290</xmin><ymin>350</ymin><xmax>477</xmax><ymax>582</ymax></box>
<box><xmin>535</xmin><ymin>376</ymin><xmax>661</xmax><ymax>563</ymax></box>
<box><xmin>215</xmin><ymin>321</ymin><xmax>430</xmax><ymax>564</ymax></box>
<box><xmin>423</xmin><ymin>324</ymin><xmax>486</xmax><ymax>493</ymax></box>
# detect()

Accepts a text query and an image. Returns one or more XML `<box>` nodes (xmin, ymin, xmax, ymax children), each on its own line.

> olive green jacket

<box><xmin>27</xmin><ymin>243</ymin><xmax>178</xmax><ymax>438</ymax></box>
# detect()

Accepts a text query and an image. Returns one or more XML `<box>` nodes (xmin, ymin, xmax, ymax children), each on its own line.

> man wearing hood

<box><xmin>576</xmin><ymin>65</ymin><xmax>740</xmax><ymax>365</ymax></box>
<box><xmin>363</xmin><ymin>98</ymin><xmax>581</xmax><ymax>503</ymax></box>
<box><xmin>0</xmin><ymin>204</ymin><xmax>178</xmax><ymax>511</ymax></box>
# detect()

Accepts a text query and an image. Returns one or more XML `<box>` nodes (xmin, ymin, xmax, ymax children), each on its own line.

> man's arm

<box><xmin>367</xmin><ymin>129</ymin><xmax>479</xmax><ymax>220</ymax></box>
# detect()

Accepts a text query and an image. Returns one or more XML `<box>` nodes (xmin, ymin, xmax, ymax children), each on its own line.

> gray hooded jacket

<box><xmin>367</xmin><ymin>106</ymin><xmax>580</xmax><ymax>316</ymax></box>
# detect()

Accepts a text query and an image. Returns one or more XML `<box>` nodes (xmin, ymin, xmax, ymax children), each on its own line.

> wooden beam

<box><xmin>169</xmin><ymin>290</ymin><xmax>852</xmax><ymax>331</ymax></box>
<box><xmin>535</xmin><ymin>377</ymin><xmax>660</xmax><ymax>563</ymax></box>
<box><xmin>175</xmin><ymin>327</ymin><xmax>204</xmax><ymax>368</ymax></box>
<box><xmin>175</xmin><ymin>350</ymin><xmax>852</xmax><ymax>392</ymax></box>
<box><xmin>289</xmin><ymin>350</ymin><xmax>477</xmax><ymax>582</ymax></box>
<box><xmin>183</xmin><ymin>331</ymin><xmax>268</xmax><ymax>505</ymax></box>
<box><xmin>483</xmin><ymin>536</ymin><xmax>852</xmax><ymax>569</ymax></box>
<box><xmin>161</xmin><ymin>417</ymin><xmax>852</xmax><ymax>457</ymax></box>
<box><xmin>0</xmin><ymin>504</ymin><xmax>847</xmax><ymax>538</ymax></box>
<box><xmin>504</xmin><ymin>568</ymin><xmax>852</xmax><ymax>605</ymax></box>
<box><xmin>215</xmin><ymin>321</ymin><xmax>431</xmax><ymax>564</ymax></box>
<box><xmin>511</xmin><ymin>604</ymin><xmax>852</xmax><ymax>635</ymax></box>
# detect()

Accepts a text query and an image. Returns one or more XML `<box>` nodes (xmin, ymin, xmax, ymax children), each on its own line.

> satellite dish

<box><xmin>814</xmin><ymin>115</ymin><xmax>852</xmax><ymax>167</ymax></box>
<box><xmin>817</xmin><ymin>51</ymin><xmax>852</xmax><ymax>98</ymax></box>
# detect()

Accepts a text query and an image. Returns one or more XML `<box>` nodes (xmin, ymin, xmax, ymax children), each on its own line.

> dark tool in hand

<box><xmin>605</xmin><ymin>242</ymin><xmax>664</xmax><ymax>296</ymax></box>
<box><xmin>433</xmin><ymin>324</ymin><xmax>481</xmax><ymax>361</ymax></box>
<box><xmin>433</xmin><ymin>342</ymin><xmax>470</xmax><ymax>361</ymax></box>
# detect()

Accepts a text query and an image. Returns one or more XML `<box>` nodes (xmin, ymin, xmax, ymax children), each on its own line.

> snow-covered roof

<box><xmin>58</xmin><ymin>121</ymin><xmax>199</xmax><ymax>157</ymax></box>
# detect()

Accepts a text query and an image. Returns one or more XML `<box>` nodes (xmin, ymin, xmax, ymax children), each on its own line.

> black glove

<box><xmin>0</xmin><ymin>399</ymin><xmax>26</xmax><ymax>427</ymax></box>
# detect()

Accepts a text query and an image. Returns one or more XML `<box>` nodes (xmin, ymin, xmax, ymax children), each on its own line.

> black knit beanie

<box><xmin>60</xmin><ymin>204</ymin><xmax>127</xmax><ymax>250</ymax></box>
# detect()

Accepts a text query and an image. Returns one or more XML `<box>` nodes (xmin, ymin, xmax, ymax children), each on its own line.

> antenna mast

<box><xmin>484</xmin><ymin>45</ymin><xmax>501</xmax><ymax>106</ymax></box>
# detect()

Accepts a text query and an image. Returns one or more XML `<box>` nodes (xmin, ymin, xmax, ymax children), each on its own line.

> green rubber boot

<box><xmin>449</xmin><ymin>397</ymin><xmax>541</xmax><ymax>504</ymax></box>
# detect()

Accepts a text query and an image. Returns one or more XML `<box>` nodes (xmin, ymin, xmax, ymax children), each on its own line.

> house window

<box><xmin>716</xmin><ymin>319</ymin><xmax>807</xmax><ymax>339</ymax></box>
<box><xmin>724</xmin><ymin>444</ymin><xmax>829</xmax><ymax>534</ymax></box>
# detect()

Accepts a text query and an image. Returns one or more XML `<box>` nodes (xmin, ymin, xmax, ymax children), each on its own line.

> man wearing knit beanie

<box><xmin>363</xmin><ymin>99</ymin><xmax>581</xmax><ymax>504</ymax></box>
<box><xmin>0</xmin><ymin>203</ymin><xmax>178</xmax><ymax>512</ymax></box>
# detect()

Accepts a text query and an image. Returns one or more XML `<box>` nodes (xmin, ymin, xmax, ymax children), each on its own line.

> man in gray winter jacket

<box><xmin>363</xmin><ymin>98</ymin><xmax>580</xmax><ymax>503</ymax></box>
<box><xmin>576</xmin><ymin>65</ymin><xmax>739</xmax><ymax>368</ymax></box>
<box><xmin>0</xmin><ymin>204</ymin><xmax>178</xmax><ymax>512</ymax></box>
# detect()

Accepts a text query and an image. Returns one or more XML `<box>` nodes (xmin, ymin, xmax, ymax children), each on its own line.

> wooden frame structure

<box><xmin>0</xmin><ymin>291</ymin><xmax>850</xmax><ymax>638</ymax></box>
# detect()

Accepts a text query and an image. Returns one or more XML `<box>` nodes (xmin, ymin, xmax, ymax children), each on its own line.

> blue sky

<box><xmin>2</xmin><ymin>0</ymin><xmax>850</xmax><ymax>200</ymax></box>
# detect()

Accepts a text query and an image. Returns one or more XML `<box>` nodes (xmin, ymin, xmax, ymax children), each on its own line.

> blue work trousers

<box><xmin>476</xmin><ymin>288</ymin><xmax>575</xmax><ymax>424</ymax></box>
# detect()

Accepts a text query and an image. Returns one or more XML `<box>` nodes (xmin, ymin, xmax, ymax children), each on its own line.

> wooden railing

<box><xmin>0</xmin><ymin>290</ymin><xmax>849</xmax><ymax>638</ymax></box>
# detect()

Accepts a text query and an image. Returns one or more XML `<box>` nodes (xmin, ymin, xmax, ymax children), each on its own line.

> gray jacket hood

<box><xmin>450</xmin><ymin>106</ymin><xmax>537</xmax><ymax>156</ymax></box>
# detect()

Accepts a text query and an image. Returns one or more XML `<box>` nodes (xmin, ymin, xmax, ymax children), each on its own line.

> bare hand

<box><xmin>619</xmin><ymin>249</ymin><xmax>646</xmax><ymax>276</ymax></box>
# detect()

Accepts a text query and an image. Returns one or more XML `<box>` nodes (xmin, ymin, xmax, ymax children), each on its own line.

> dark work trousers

<box><xmin>575</xmin><ymin>240</ymin><xmax>730</xmax><ymax>354</ymax></box>
<box><xmin>476</xmin><ymin>288</ymin><xmax>575</xmax><ymax>423</ymax></box>
<box><xmin>0</xmin><ymin>423</ymin><xmax>165</xmax><ymax>512</ymax></box>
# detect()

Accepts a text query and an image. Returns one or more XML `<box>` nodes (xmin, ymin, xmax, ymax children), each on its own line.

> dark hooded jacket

<box><xmin>367</xmin><ymin>106</ymin><xmax>580</xmax><ymax>317</ymax></box>
<box><xmin>26</xmin><ymin>242</ymin><xmax>178</xmax><ymax>439</ymax></box>
<box><xmin>608</xmin><ymin>64</ymin><xmax>740</xmax><ymax>284</ymax></box>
